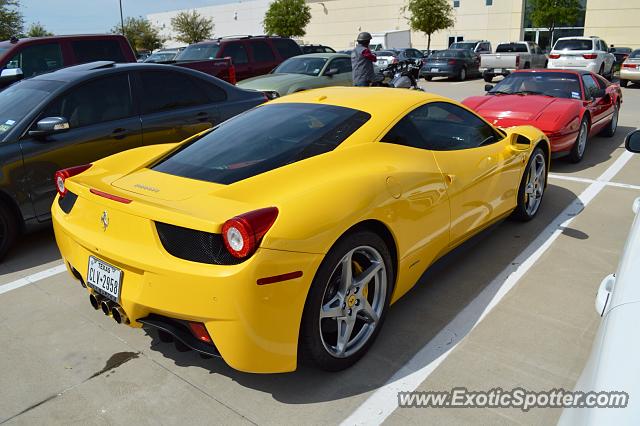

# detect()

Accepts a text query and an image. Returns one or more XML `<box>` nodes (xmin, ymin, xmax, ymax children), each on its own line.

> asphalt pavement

<box><xmin>1</xmin><ymin>77</ymin><xmax>639</xmax><ymax>425</ymax></box>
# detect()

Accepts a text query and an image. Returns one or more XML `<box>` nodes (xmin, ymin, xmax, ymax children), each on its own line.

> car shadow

<box><xmin>0</xmin><ymin>225</ymin><xmax>61</xmax><ymax>275</ymax></box>
<box><xmin>143</xmin><ymin>183</ymin><xmax>581</xmax><ymax>404</ymax></box>
<box><xmin>550</xmin><ymin>125</ymin><xmax>634</xmax><ymax>174</ymax></box>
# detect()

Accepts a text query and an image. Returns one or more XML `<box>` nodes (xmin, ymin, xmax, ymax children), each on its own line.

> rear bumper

<box><xmin>52</xmin><ymin>197</ymin><xmax>324</xmax><ymax>373</ymax></box>
<box><xmin>548</xmin><ymin>62</ymin><xmax>599</xmax><ymax>73</ymax></box>
<box><xmin>481</xmin><ymin>68</ymin><xmax>515</xmax><ymax>75</ymax></box>
<box><xmin>420</xmin><ymin>65</ymin><xmax>457</xmax><ymax>78</ymax></box>
<box><xmin>620</xmin><ymin>69</ymin><xmax>640</xmax><ymax>81</ymax></box>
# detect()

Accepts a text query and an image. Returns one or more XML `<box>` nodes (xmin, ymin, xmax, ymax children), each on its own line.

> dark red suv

<box><xmin>0</xmin><ymin>34</ymin><xmax>136</xmax><ymax>87</ymax></box>
<box><xmin>175</xmin><ymin>36</ymin><xmax>303</xmax><ymax>82</ymax></box>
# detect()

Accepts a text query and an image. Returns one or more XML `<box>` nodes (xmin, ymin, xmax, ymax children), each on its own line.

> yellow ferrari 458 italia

<box><xmin>53</xmin><ymin>87</ymin><xmax>550</xmax><ymax>373</ymax></box>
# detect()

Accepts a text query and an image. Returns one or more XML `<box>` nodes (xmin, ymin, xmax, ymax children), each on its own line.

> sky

<box><xmin>21</xmin><ymin>0</ymin><xmax>225</xmax><ymax>34</ymax></box>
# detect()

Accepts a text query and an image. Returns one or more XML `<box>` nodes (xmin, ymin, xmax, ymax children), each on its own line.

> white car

<box><xmin>558</xmin><ymin>130</ymin><xmax>640</xmax><ymax>425</ymax></box>
<box><xmin>548</xmin><ymin>36</ymin><xmax>615</xmax><ymax>79</ymax></box>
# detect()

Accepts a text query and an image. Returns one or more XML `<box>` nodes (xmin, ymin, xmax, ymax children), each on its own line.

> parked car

<box><xmin>136</xmin><ymin>50</ymin><xmax>151</xmax><ymax>62</ymax></box>
<box><xmin>374</xmin><ymin>48</ymin><xmax>424</xmax><ymax>69</ymax></box>
<box><xmin>0</xmin><ymin>61</ymin><xmax>266</xmax><ymax>259</ymax></box>
<box><xmin>421</xmin><ymin>49</ymin><xmax>481</xmax><ymax>81</ymax></box>
<box><xmin>449</xmin><ymin>40</ymin><xmax>492</xmax><ymax>55</ymax></box>
<box><xmin>300</xmin><ymin>44</ymin><xmax>335</xmax><ymax>54</ymax></box>
<box><xmin>0</xmin><ymin>34</ymin><xmax>136</xmax><ymax>88</ymax></box>
<box><xmin>619</xmin><ymin>49</ymin><xmax>640</xmax><ymax>87</ymax></box>
<box><xmin>548</xmin><ymin>36</ymin><xmax>615</xmax><ymax>79</ymax></box>
<box><xmin>175</xmin><ymin>36</ymin><xmax>303</xmax><ymax>82</ymax></box>
<box><xmin>463</xmin><ymin>69</ymin><xmax>622</xmax><ymax>163</ymax></box>
<box><xmin>51</xmin><ymin>87</ymin><xmax>549</xmax><ymax>373</ymax></box>
<box><xmin>480</xmin><ymin>41</ymin><xmax>547</xmax><ymax>82</ymax></box>
<box><xmin>610</xmin><ymin>46</ymin><xmax>632</xmax><ymax>68</ymax></box>
<box><xmin>144</xmin><ymin>47</ymin><xmax>185</xmax><ymax>63</ymax></box>
<box><xmin>558</xmin><ymin>132</ymin><xmax>640</xmax><ymax>425</ymax></box>
<box><xmin>237</xmin><ymin>53</ymin><xmax>352</xmax><ymax>98</ymax></box>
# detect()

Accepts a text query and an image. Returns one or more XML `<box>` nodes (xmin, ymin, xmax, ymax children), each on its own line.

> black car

<box><xmin>0</xmin><ymin>61</ymin><xmax>265</xmax><ymax>259</ymax></box>
<box><xmin>420</xmin><ymin>49</ymin><xmax>481</xmax><ymax>81</ymax></box>
<box><xmin>611</xmin><ymin>47</ymin><xmax>633</xmax><ymax>67</ymax></box>
<box><xmin>300</xmin><ymin>44</ymin><xmax>336</xmax><ymax>54</ymax></box>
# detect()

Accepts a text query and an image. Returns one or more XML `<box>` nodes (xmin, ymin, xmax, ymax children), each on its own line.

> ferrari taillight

<box><xmin>188</xmin><ymin>322</ymin><xmax>212</xmax><ymax>343</ymax></box>
<box><xmin>54</xmin><ymin>164</ymin><xmax>92</xmax><ymax>198</ymax></box>
<box><xmin>583</xmin><ymin>53</ymin><xmax>598</xmax><ymax>60</ymax></box>
<box><xmin>222</xmin><ymin>207</ymin><xmax>278</xmax><ymax>259</ymax></box>
<box><xmin>549</xmin><ymin>53</ymin><xmax>561</xmax><ymax>59</ymax></box>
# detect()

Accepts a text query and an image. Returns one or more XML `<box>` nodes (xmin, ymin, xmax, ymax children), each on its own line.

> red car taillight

<box><xmin>392</xmin><ymin>57</ymin><xmax>399</xmax><ymax>64</ymax></box>
<box><xmin>188</xmin><ymin>322</ymin><xmax>212</xmax><ymax>343</ymax></box>
<box><xmin>447</xmin><ymin>59</ymin><xmax>456</xmax><ymax>65</ymax></box>
<box><xmin>549</xmin><ymin>53</ymin><xmax>561</xmax><ymax>59</ymax></box>
<box><xmin>623</xmin><ymin>63</ymin><xmax>638</xmax><ymax>69</ymax></box>
<box><xmin>54</xmin><ymin>164</ymin><xmax>92</xmax><ymax>198</ymax></box>
<box><xmin>515</xmin><ymin>55</ymin><xmax>520</xmax><ymax>67</ymax></box>
<box><xmin>222</xmin><ymin>207</ymin><xmax>278</xmax><ymax>259</ymax></box>
<box><xmin>228</xmin><ymin>64</ymin><xmax>237</xmax><ymax>85</ymax></box>
<box><xmin>583</xmin><ymin>53</ymin><xmax>598</xmax><ymax>60</ymax></box>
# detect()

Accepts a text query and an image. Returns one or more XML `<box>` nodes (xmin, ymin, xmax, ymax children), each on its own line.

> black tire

<box><xmin>513</xmin><ymin>146</ymin><xmax>547</xmax><ymax>221</ymax></box>
<box><xmin>300</xmin><ymin>230</ymin><xmax>394</xmax><ymax>371</ymax></box>
<box><xmin>458</xmin><ymin>67</ymin><xmax>467</xmax><ymax>81</ymax></box>
<box><xmin>0</xmin><ymin>202</ymin><xmax>18</xmax><ymax>261</ymax></box>
<box><xmin>620</xmin><ymin>79</ymin><xmax>628</xmax><ymax>88</ymax></box>
<box><xmin>483</xmin><ymin>73</ymin><xmax>493</xmax><ymax>83</ymax></box>
<box><xmin>601</xmin><ymin>102</ymin><xmax>619</xmax><ymax>137</ymax></box>
<box><xmin>598</xmin><ymin>63</ymin><xmax>605</xmax><ymax>76</ymax></box>
<box><xmin>523</xmin><ymin>62</ymin><xmax>531</xmax><ymax>69</ymax></box>
<box><xmin>425</xmin><ymin>76</ymin><xmax>432</xmax><ymax>81</ymax></box>
<box><xmin>544</xmin><ymin>61</ymin><xmax>548</xmax><ymax>68</ymax></box>
<box><xmin>568</xmin><ymin>116</ymin><xmax>589</xmax><ymax>163</ymax></box>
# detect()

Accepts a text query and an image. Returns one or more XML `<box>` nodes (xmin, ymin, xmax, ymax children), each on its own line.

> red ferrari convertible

<box><xmin>462</xmin><ymin>70</ymin><xmax>622</xmax><ymax>163</ymax></box>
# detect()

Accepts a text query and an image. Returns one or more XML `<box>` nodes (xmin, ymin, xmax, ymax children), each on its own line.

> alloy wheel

<box><xmin>319</xmin><ymin>245</ymin><xmax>387</xmax><ymax>358</ymax></box>
<box><xmin>524</xmin><ymin>152</ymin><xmax>546</xmax><ymax>216</ymax></box>
<box><xmin>577</xmin><ymin>121</ymin><xmax>588</xmax><ymax>158</ymax></box>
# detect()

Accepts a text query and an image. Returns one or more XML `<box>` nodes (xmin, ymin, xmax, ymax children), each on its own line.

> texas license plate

<box><xmin>87</xmin><ymin>256</ymin><xmax>122</xmax><ymax>302</ymax></box>
<box><xmin>431</xmin><ymin>68</ymin><xmax>439</xmax><ymax>72</ymax></box>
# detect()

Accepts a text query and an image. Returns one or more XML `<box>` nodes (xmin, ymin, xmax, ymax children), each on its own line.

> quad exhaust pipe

<box><xmin>89</xmin><ymin>292</ymin><xmax>130</xmax><ymax>325</ymax></box>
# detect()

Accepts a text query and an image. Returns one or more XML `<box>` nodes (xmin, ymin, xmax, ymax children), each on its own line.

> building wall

<box><xmin>584</xmin><ymin>0</ymin><xmax>640</xmax><ymax>49</ymax></box>
<box><xmin>305</xmin><ymin>0</ymin><xmax>525</xmax><ymax>50</ymax></box>
<box><xmin>147</xmin><ymin>0</ymin><xmax>270</xmax><ymax>48</ymax></box>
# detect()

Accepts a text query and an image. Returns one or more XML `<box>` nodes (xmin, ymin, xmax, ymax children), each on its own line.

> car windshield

<box><xmin>176</xmin><ymin>44</ymin><xmax>219</xmax><ymax>60</ymax></box>
<box><xmin>0</xmin><ymin>79</ymin><xmax>62</xmax><ymax>141</ymax></box>
<box><xmin>274</xmin><ymin>57</ymin><xmax>328</xmax><ymax>76</ymax></box>
<box><xmin>489</xmin><ymin>72</ymin><xmax>581</xmax><ymax>99</ymax></box>
<box><xmin>144</xmin><ymin>51</ymin><xmax>178</xmax><ymax>62</ymax></box>
<box><xmin>496</xmin><ymin>43</ymin><xmax>528</xmax><ymax>53</ymax></box>
<box><xmin>553</xmin><ymin>39</ymin><xmax>593</xmax><ymax>51</ymax></box>
<box><xmin>376</xmin><ymin>51</ymin><xmax>397</xmax><ymax>57</ymax></box>
<box><xmin>450</xmin><ymin>42</ymin><xmax>475</xmax><ymax>50</ymax></box>
<box><xmin>431</xmin><ymin>50</ymin><xmax>464</xmax><ymax>59</ymax></box>
<box><xmin>153</xmin><ymin>103</ymin><xmax>371</xmax><ymax>185</ymax></box>
<box><xmin>629</xmin><ymin>49</ymin><xmax>640</xmax><ymax>59</ymax></box>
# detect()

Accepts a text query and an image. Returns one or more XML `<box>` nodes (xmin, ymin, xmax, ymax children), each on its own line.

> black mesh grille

<box><xmin>58</xmin><ymin>191</ymin><xmax>78</xmax><ymax>214</ymax></box>
<box><xmin>155</xmin><ymin>222</ymin><xmax>243</xmax><ymax>265</ymax></box>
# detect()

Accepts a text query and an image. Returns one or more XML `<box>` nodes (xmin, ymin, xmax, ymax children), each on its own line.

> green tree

<box><xmin>170</xmin><ymin>10</ymin><xmax>214</xmax><ymax>44</ymax></box>
<box><xmin>263</xmin><ymin>0</ymin><xmax>311</xmax><ymax>38</ymax></box>
<box><xmin>112</xmin><ymin>16</ymin><xmax>164</xmax><ymax>52</ymax></box>
<box><xmin>0</xmin><ymin>0</ymin><xmax>23</xmax><ymax>40</ymax></box>
<box><xmin>402</xmin><ymin>0</ymin><xmax>454</xmax><ymax>51</ymax></box>
<box><xmin>529</xmin><ymin>0</ymin><xmax>582</xmax><ymax>47</ymax></box>
<box><xmin>26</xmin><ymin>22</ymin><xmax>52</xmax><ymax>37</ymax></box>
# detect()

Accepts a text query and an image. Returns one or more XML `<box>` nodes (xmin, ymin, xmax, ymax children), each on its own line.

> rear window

<box><xmin>272</xmin><ymin>39</ymin><xmax>302</xmax><ymax>59</ymax></box>
<box><xmin>450</xmin><ymin>42</ymin><xmax>475</xmax><ymax>50</ymax></box>
<box><xmin>177</xmin><ymin>44</ymin><xmax>220</xmax><ymax>60</ymax></box>
<box><xmin>72</xmin><ymin>39</ymin><xmax>126</xmax><ymax>63</ymax></box>
<box><xmin>432</xmin><ymin>50</ymin><xmax>464</xmax><ymax>58</ymax></box>
<box><xmin>377</xmin><ymin>51</ymin><xmax>397</xmax><ymax>56</ymax></box>
<box><xmin>496</xmin><ymin>43</ymin><xmax>528</xmax><ymax>53</ymax></box>
<box><xmin>630</xmin><ymin>50</ymin><xmax>640</xmax><ymax>59</ymax></box>
<box><xmin>153</xmin><ymin>103</ymin><xmax>371</xmax><ymax>184</ymax></box>
<box><xmin>553</xmin><ymin>39</ymin><xmax>593</xmax><ymax>51</ymax></box>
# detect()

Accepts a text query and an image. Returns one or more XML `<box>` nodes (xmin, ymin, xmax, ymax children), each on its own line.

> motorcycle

<box><xmin>373</xmin><ymin>59</ymin><xmax>424</xmax><ymax>90</ymax></box>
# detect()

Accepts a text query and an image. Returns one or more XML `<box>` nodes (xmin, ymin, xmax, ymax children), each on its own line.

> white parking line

<box><xmin>0</xmin><ymin>264</ymin><xmax>66</xmax><ymax>296</ymax></box>
<box><xmin>549</xmin><ymin>173</ymin><xmax>640</xmax><ymax>191</ymax></box>
<box><xmin>341</xmin><ymin>150</ymin><xmax>634</xmax><ymax>426</ymax></box>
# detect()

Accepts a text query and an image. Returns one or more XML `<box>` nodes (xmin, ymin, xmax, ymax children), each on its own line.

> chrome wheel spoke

<box><xmin>320</xmin><ymin>295</ymin><xmax>343</xmax><ymax>319</ymax></box>
<box><xmin>358</xmin><ymin>299</ymin><xmax>379</xmax><ymax>324</ymax></box>
<box><xmin>336</xmin><ymin>317</ymin><xmax>356</xmax><ymax>355</ymax></box>
<box><xmin>353</xmin><ymin>261</ymin><xmax>382</xmax><ymax>289</ymax></box>
<box><xmin>338</xmin><ymin>251</ymin><xmax>354</xmax><ymax>296</ymax></box>
<box><xmin>525</xmin><ymin>182</ymin><xmax>535</xmax><ymax>195</ymax></box>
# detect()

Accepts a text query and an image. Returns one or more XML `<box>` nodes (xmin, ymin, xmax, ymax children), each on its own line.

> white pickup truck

<box><xmin>480</xmin><ymin>41</ymin><xmax>548</xmax><ymax>82</ymax></box>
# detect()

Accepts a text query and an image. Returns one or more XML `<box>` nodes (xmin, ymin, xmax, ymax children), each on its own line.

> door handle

<box><xmin>111</xmin><ymin>128</ymin><xmax>128</xmax><ymax>140</ymax></box>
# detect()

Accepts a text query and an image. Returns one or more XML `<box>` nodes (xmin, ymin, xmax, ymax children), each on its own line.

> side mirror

<box><xmin>484</xmin><ymin>84</ymin><xmax>494</xmax><ymax>92</ymax></box>
<box><xmin>595</xmin><ymin>274</ymin><xmax>615</xmax><ymax>316</ymax></box>
<box><xmin>625</xmin><ymin>129</ymin><xmax>640</xmax><ymax>153</ymax></box>
<box><xmin>0</xmin><ymin>67</ymin><xmax>23</xmax><ymax>83</ymax></box>
<box><xmin>324</xmin><ymin>68</ymin><xmax>339</xmax><ymax>77</ymax></box>
<box><xmin>28</xmin><ymin>117</ymin><xmax>70</xmax><ymax>137</ymax></box>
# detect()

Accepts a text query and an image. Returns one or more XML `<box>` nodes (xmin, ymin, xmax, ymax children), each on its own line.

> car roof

<box><xmin>0</xmin><ymin>34</ymin><xmax>123</xmax><ymax>48</ymax></box>
<box><xmin>512</xmin><ymin>68</ymin><xmax>592</xmax><ymax>77</ymax></box>
<box><xmin>556</xmin><ymin>36</ymin><xmax>595</xmax><ymax>41</ymax></box>
<box><xmin>190</xmin><ymin>35</ymin><xmax>289</xmax><ymax>45</ymax></box>
<box><xmin>291</xmin><ymin>53</ymin><xmax>348</xmax><ymax>59</ymax></box>
<box><xmin>27</xmin><ymin>61</ymin><xmax>210</xmax><ymax>84</ymax></box>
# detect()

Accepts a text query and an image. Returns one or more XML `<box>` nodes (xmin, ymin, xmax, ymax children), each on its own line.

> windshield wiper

<box><xmin>512</xmin><ymin>90</ymin><xmax>551</xmax><ymax>96</ymax></box>
<box><xmin>488</xmin><ymin>90</ymin><xmax>512</xmax><ymax>95</ymax></box>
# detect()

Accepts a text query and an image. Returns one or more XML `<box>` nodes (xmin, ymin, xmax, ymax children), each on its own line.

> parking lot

<box><xmin>1</xmin><ymin>77</ymin><xmax>639</xmax><ymax>425</ymax></box>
